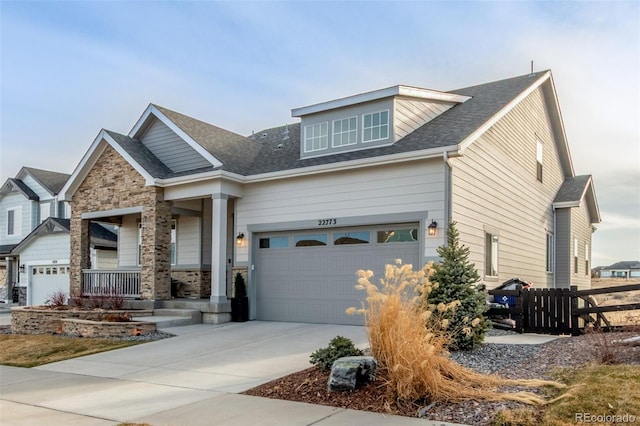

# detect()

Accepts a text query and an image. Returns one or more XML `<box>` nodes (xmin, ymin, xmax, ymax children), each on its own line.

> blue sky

<box><xmin>1</xmin><ymin>1</ymin><xmax>638</xmax><ymax>267</ymax></box>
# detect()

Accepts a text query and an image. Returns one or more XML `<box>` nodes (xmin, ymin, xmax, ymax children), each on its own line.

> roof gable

<box><xmin>129</xmin><ymin>104</ymin><xmax>222</xmax><ymax>169</ymax></box>
<box><xmin>553</xmin><ymin>175</ymin><xmax>601</xmax><ymax>223</ymax></box>
<box><xmin>0</xmin><ymin>178</ymin><xmax>39</xmax><ymax>201</ymax></box>
<box><xmin>17</xmin><ymin>167</ymin><xmax>70</xmax><ymax>196</ymax></box>
<box><xmin>10</xmin><ymin>217</ymin><xmax>117</xmax><ymax>254</ymax></box>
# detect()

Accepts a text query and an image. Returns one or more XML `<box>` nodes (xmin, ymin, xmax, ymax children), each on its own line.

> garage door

<box><xmin>255</xmin><ymin>224</ymin><xmax>420</xmax><ymax>325</ymax></box>
<box><xmin>30</xmin><ymin>265</ymin><xmax>70</xmax><ymax>306</ymax></box>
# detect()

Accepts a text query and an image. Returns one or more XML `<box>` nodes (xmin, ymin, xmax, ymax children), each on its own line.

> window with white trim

<box><xmin>585</xmin><ymin>243</ymin><xmax>589</xmax><ymax>276</ymax></box>
<box><xmin>536</xmin><ymin>140</ymin><xmax>543</xmax><ymax>182</ymax></box>
<box><xmin>546</xmin><ymin>232</ymin><xmax>554</xmax><ymax>273</ymax></box>
<box><xmin>485</xmin><ymin>232</ymin><xmax>498</xmax><ymax>277</ymax></box>
<box><xmin>573</xmin><ymin>237</ymin><xmax>579</xmax><ymax>274</ymax></box>
<box><xmin>332</xmin><ymin>116</ymin><xmax>357</xmax><ymax>147</ymax></box>
<box><xmin>7</xmin><ymin>207</ymin><xmax>21</xmax><ymax>237</ymax></box>
<box><xmin>304</xmin><ymin>122</ymin><xmax>328</xmax><ymax>152</ymax></box>
<box><xmin>363</xmin><ymin>110</ymin><xmax>389</xmax><ymax>142</ymax></box>
<box><xmin>40</xmin><ymin>202</ymin><xmax>50</xmax><ymax>223</ymax></box>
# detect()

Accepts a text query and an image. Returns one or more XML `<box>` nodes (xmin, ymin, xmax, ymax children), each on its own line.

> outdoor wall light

<box><xmin>428</xmin><ymin>220</ymin><xmax>438</xmax><ymax>236</ymax></box>
<box><xmin>19</xmin><ymin>264</ymin><xmax>26</xmax><ymax>273</ymax></box>
<box><xmin>236</xmin><ymin>233</ymin><xmax>245</xmax><ymax>245</ymax></box>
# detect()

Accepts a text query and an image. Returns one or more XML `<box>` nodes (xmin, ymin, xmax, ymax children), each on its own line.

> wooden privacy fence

<box><xmin>488</xmin><ymin>283</ymin><xmax>640</xmax><ymax>335</ymax></box>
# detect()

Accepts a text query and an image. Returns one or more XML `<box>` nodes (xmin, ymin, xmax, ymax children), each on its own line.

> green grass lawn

<box><xmin>0</xmin><ymin>334</ymin><xmax>140</xmax><ymax>368</ymax></box>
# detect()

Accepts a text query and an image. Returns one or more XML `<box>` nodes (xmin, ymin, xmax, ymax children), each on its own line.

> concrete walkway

<box><xmin>0</xmin><ymin>319</ymin><xmax>465</xmax><ymax>426</ymax></box>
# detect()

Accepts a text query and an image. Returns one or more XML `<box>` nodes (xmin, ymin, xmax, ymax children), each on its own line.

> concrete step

<box><xmin>132</xmin><ymin>308</ymin><xmax>202</xmax><ymax>329</ymax></box>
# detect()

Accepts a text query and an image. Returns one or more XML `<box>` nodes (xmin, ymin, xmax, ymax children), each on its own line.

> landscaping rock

<box><xmin>328</xmin><ymin>356</ymin><xmax>377</xmax><ymax>392</ymax></box>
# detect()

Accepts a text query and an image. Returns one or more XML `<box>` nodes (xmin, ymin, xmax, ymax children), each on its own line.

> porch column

<box><xmin>210</xmin><ymin>194</ymin><xmax>229</xmax><ymax>304</ymax></box>
<box><xmin>70</xmin><ymin>217</ymin><xmax>91</xmax><ymax>297</ymax></box>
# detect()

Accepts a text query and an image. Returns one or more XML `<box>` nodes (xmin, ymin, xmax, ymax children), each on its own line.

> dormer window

<box><xmin>304</xmin><ymin>122</ymin><xmax>328</xmax><ymax>152</ymax></box>
<box><xmin>292</xmin><ymin>85</ymin><xmax>470</xmax><ymax>159</ymax></box>
<box><xmin>363</xmin><ymin>110</ymin><xmax>389</xmax><ymax>143</ymax></box>
<box><xmin>332</xmin><ymin>117</ymin><xmax>357</xmax><ymax>147</ymax></box>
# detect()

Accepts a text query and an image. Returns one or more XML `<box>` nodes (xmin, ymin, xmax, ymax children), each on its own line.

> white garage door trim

<box><xmin>253</xmin><ymin>223</ymin><xmax>421</xmax><ymax>325</ymax></box>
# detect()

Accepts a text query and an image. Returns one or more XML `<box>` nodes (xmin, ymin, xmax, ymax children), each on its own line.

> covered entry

<box><xmin>254</xmin><ymin>224</ymin><xmax>420</xmax><ymax>325</ymax></box>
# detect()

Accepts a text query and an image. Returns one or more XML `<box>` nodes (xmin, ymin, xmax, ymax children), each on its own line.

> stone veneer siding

<box><xmin>171</xmin><ymin>270</ymin><xmax>211</xmax><ymax>299</ymax></box>
<box><xmin>70</xmin><ymin>145</ymin><xmax>172</xmax><ymax>300</ymax></box>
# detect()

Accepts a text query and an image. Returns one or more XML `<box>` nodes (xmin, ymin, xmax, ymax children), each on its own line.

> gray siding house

<box><xmin>0</xmin><ymin>167</ymin><xmax>71</xmax><ymax>304</ymax></box>
<box><xmin>60</xmin><ymin>70</ymin><xmax>600</xmax><ymax>325</ymax></box>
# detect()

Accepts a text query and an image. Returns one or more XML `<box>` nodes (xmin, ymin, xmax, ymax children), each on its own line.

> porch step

<box><xmin>132</xmin><ymin>308</ymin><xmax>202</xmax><ymax>329</ymax></box>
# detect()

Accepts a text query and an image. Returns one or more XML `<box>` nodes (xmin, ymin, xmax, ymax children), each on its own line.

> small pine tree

<box><xmin>424</xmin><ymin>221</ymin><xmax>490</xmax><ymax>350</ymax></box>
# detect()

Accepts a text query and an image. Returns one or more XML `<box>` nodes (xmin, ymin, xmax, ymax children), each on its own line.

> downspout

<box><xmin>553</xmin><ymin>207</ymin><xmax>557</xmax><ymax>289</ymax></box>
<box><xmin>443</xmin><ymin>151</ymin><xmax>453</xmax><ymax>226</ymax></box>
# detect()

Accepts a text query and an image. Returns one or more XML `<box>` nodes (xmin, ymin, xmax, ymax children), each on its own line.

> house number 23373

<box><xmin>318</xmin><ymin>218</ymin><xmax>337</xmax><ymax>226</ymax></box>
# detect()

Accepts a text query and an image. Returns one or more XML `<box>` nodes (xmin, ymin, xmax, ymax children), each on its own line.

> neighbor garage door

<box><xmin>255</xmin><ymin>224</ymin><xmax>420</xmax><ymax>325</ymax></box>
<box><xmin>30</xmin><ymin>265</ymin><xmax>70</xmax><ymax>306</ymax></box>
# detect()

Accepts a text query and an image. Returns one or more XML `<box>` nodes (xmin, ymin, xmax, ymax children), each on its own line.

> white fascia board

<box><xmin>154</xmin><ymin>169</ymin><xmax>245</xmax><ymax>187</ymax></box>
<box><xmin>59</xmin><ymin>131</ymin><xmax>108</xmax><ymax>201</ymax></box>
<box><xmin>244</xmin><ymin>146</ymin><xmax>459</xmax><ymax>183</ymax></box>
<box><xmin>59</xmin><ymin>130</ymin><xmax>156</xmax><ymax>201</ymax></box>
<box><xmin>129</xmin><ymin>104</ymin><xmax>222</xmax><ymax>168</ymax></box>
<box><xmin>154</xmin><ymin>146</ymin><xmax>458</xmax><ymax>188</ymax></box>
<box><xmin>292</xmin><ymin>85</ymin><xmax>469</xmax><ymax>117</ymax></box>
<box><xmin>545</xmin><ymin>74</ymin><xmax>576</xmax><ymax>177</ymax></box>
<box><xmin>458</xmin><ymin>71</ymin><xmax>552</xmax><ymax>154</ymax></box>
<box><xmin>553</xmin><ymin>201</ymin><xmax>580</xmax><ymax>209</ymax></box>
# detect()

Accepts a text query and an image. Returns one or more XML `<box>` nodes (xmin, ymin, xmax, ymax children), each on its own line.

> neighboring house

<box><xmin>600</xmin><ymin>261</ymin><xmax>640</xmax><ymax>279</ymax></box>
<box><xmin>9</xmin><ymin>218</ymin><xmax>117</xmax><ymax>306</ymax></box>
<box><xmin>0</xmin><ymin>167</ymin><xmax>71</xmax><ymax>304</ymax></box>
<box><xmin>60</xmin><ymin>70</ymin><xmax>600</xmax><ymax>325</ymax></box>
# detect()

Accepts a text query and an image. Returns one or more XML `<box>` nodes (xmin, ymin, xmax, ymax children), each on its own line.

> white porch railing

<box><xmin>82</xmin><ymin>269</ymin><xmax>141</xmax><ymax>298</ymax></box>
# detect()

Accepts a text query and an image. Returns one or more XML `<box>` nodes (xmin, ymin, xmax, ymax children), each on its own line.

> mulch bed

<box><xmin>243</xmin><ymin>330</ymin><xmax>640</xmax><ymax>425</ymax></box>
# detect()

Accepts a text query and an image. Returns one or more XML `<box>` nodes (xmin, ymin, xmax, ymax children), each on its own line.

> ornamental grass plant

<box><xmin>349</xmin><ymin>260</ymin><xmax>564</xmax><ymax>406</ymax></box>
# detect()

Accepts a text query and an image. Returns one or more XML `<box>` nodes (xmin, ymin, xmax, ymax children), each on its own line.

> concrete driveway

<box><xmin>3</xmin><ymin>321</ymin><xmax>452</xmax><ymax>426</ymax></box>
<box><xmin>36</xmin><ymin>321</ymin><xmax>369</xmax><ymax>393</ymax></box>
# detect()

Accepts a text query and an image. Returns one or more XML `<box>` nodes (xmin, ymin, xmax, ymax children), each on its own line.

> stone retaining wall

<box><xmin>61</xmin><ymin>318</ymin><xmax>156</xmax><ymax>338</ymax></box>
<box><xmin>10</xmin><ymin>307</ymin><xmax>153</xmax><ymax>335</ymax></box>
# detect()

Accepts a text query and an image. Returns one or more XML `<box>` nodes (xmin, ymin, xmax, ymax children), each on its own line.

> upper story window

<box><xmin>6</xmin><ymin>207</ymin><xmax>21</xmax><ymax>237</ymax></box>
<box><xmin>332</xmin><ymin>117</ymin><xmax>357</xmax><ymax>147</ymax></box>
<box><xmin>40</xmin><ymin>202</ymin><xmax>50</xmax><ymax>223</ymax></box>
<box><xmin>363</xmin><ymin>110</ymin><xmax>389</xmax><ymax>143</ymax></box>
<box><xmin>573</xmin><ymin>237</ymin><xmax>579</xmax><ymax>274</ymax></box>
<box><xmin>304</xmin><ymin>122</ymin><xmax>328</xmax><ymax>152</ymax></box>
<box><xmin>585</xmin><ymin>243</ymin><xmax>590</xmax><ymax>276</ymax></box>
<box><xmin>536</xmin><ymin>140</ymin><xmax>543</xmax><ymax>182</ymax></box>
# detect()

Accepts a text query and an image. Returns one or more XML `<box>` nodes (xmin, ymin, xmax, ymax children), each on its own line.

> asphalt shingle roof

<box><xmin>10</xmin><ymin>218</ymin><xmax>117</xmax><ymax>254</ymax></box>
<box><xmin>6</xmin><ymin>178</ymin><xmax>39</xmax><ymax>200</ymax></box>
<box><xmin>554</xmin><ymin>175</ymin><xmax>591</xmax><ymax>204</ymax></box>
<box><xmin>602</xmin><ymin>261</ymin><xmax>640</xmax><ymax>270</ymax></box>
<box><xmin>105</xmin><ymin>130</ymin><xmax>173</xmax><ymax>179</ymax></box>
<box><xmin>107</xmin><ymin>71</ymin><xmax>550</xmax><ymax>179</ymax></box>
<box><xmin>23</xmin><ymin>167</ymin><xmax>70</xmax><ymax>195</ymax></box>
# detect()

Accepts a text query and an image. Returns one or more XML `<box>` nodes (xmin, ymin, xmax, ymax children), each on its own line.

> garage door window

<box><xmin>295</xmin><ymin>234</ymin><xmax>327</xmax><ymax>247</ymax></box>
<box><xmin>377</xmin><ymin>229</ymin><xmax>418</xmax><ymax>243</ymax></box>
<box><xmin>333</xmin><ymin>231</ymin><xmax>370</xmax><ymax>245</ymax></box>
<box><xmin>259</xmin><ymin>237</ymin><xmax>289</xmax><ymax>249</ymax></box>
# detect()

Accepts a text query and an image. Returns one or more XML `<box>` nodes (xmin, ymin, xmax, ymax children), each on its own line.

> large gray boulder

<box><xmin>327</xmin><ymin>356</ymin><xmax>377</xmax><ymax>392</ymax></box>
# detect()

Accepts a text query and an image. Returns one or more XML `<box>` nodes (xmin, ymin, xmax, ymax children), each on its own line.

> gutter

<box><xmin>154</xmin><ymin>146</ymin><xmax>461</xmax><ymax>187</ymax></box>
